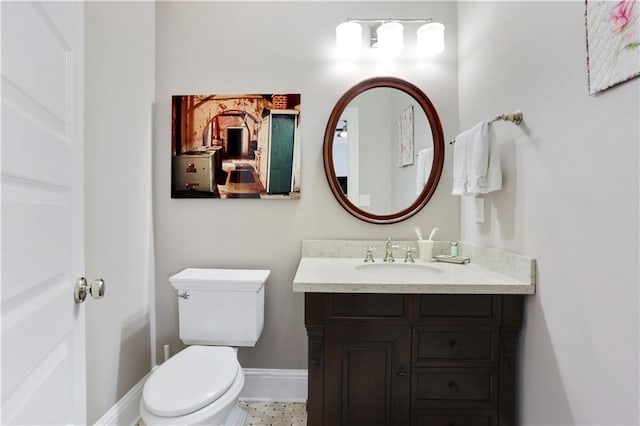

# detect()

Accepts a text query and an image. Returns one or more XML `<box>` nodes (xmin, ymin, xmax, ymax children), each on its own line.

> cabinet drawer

<box><xmin>414</xmin><ymin>328</ymin><xmax>496</xmax><ymax>364</ymax></box>
<box><xmin>419</xmin><ymin>295</ymin><xmax>497</xmax><ymax>320</ymax></box>
<box><xmin>328</xmin><ymin>293</ymin><xmax>407</xmax><ymax>320</ymax></box>
<box><xmin>412</xmin><ymin>410</ymin><xmax>497</xmax><ymax>426</ymax></box>
<box><xmin>412</xmin><ymin>368</ymin><xmax>497</xmax><ymax>406</ymax></box>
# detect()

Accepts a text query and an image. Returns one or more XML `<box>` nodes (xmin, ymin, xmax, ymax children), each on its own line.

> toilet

<box><xmin>140</xmin><ymin>268</ymin><xmax>270</xmax><ymax>425</ymax></box>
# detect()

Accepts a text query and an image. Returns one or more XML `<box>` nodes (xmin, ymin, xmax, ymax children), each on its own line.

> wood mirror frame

<box><xmin>323</xmin><ymin>77</ymin><xmax>445</xmax><ymax>224</ymax></box>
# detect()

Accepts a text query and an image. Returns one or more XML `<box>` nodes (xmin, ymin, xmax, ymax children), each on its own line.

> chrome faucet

<box><xmin>383</xmin><ymin>237</ymin><xmax>398</xmax><ymax>262</ymax></box>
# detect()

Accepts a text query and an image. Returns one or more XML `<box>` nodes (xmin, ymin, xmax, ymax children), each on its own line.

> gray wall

<box><xmin>154</xmin><ymin>1</ymin><xmax>460</xmax><ymax>369</ymax></box>
<box><xmin>85</xmin><ymin>2</ymin><xmax>155</xmax><ymax>423</ymax></box>
<box><xmin>458</xmin><ymin>2</ymin><xmax>639</xmax><ymax>424</ymax></box>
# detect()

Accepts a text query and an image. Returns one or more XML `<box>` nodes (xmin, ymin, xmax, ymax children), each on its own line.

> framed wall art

<box><xmin>586</xmin><ymin>0</ymin><xmax>639</xmax><ymax>94</ymax></box>
<box><xmin>171</xmin><ymin>94</ymin><xmax>301</xmax><ymax>199</ymax></box>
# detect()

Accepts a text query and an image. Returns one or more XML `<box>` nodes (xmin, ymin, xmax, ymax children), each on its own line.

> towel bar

<box><xmin>450</xmin><ymin>110</ymin><xmax>523</xmax><ymax>144</ymax></box>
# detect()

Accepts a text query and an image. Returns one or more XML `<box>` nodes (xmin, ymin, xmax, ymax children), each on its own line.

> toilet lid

<box><xmin>143</xmin><ymin>346</ymin><xmax>239</xmax><ymax>417</ymax></box>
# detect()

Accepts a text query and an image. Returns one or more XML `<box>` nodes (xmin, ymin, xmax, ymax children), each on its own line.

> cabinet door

<box><xmin>324</xmin><ymin>326</ymin><xmax>411</xmax><ymax>426</ymax></box>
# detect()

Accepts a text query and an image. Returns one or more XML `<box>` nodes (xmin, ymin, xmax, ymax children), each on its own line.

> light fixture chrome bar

<box><xmin>346</xmin><ymin>18</ymin><xmax>433</xmax><ymax>24</ymax></box>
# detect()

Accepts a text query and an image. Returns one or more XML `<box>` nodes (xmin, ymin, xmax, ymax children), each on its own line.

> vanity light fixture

<box><xmin>335</xmin><ymin>18</ymin><xmax>445</xmax><ymax>59</ymax></box>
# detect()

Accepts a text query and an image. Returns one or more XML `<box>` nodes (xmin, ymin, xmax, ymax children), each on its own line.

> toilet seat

<box><xmin>143</xmin><ymin>346</ymin><xmax>239</xmax><ymax>417</ymax></box>
<box><xmin>140</xmin><ymin>364</ymin><xmax>245</xmax><ymax>426</ymax></box>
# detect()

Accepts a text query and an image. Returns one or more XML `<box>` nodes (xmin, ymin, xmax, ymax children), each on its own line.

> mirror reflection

<box><xmin>331</xmin><ymin>88</ymin><xmax>434</xmax><ymax>215</ymax></box>
<box><xmin>323</xmin><ymin>77</ymin><xmax>444</xmax><ymax>224</ymax></box>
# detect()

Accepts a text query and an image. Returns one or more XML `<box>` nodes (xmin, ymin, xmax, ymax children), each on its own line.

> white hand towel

<box><xmin>481</xmin><ymin>126</ymin><xmax>502</xmax><ymax>194</ymax></box>
<box><xmin>452</xmin><ymin>132</ymin><xmax>467</xmax><ymax>195</ymax></box>
<box><xmin>464</xmin><ymin>121</ymin><xmax>490</xmax><ymax>195</ymax></box>
<box><xmin>415</xmin><ymin>147</ymin><xmax>433</xmax><ymax>195</ymax></box>
<box><xmin>452</xmin><ymin>120</ymin><xmax>501</xmax><ymax>196</ymax></box>
<box><xmin>452</xmin><ymin>122</ymin><xmax>484</xmax><ymax>195</ymax></box>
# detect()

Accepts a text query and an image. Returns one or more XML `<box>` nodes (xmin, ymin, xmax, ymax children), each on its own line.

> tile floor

<box><xmin>240</xmin><ymin>402</ymin><xmax>307</xmax><ymax>426</ymax></box>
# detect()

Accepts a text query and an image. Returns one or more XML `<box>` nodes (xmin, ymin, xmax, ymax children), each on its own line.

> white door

<box><xmin>2</xmin><ymin>1</ymin><xmax>87</xmax><ymax>424</ymax></box>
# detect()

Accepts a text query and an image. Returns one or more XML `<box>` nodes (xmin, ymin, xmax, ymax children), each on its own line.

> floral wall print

<box><xmin>586</xmin><ymin>0</ymin><xmax>640</xmax><ymax>94</ymax></box>
<box><xmin>398</xmin><ymin>105</ymin><xmax>414</xmax><ymax>167</ymax></box>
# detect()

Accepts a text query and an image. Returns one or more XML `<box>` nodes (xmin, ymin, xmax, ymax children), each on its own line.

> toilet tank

<box><xmin>169</xmin><ymin>268</ymin><xmax>270</xmax><ymax>346</ymax></box>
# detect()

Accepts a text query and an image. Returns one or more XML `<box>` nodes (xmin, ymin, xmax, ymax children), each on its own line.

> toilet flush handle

<box><xmin>178</xmin><ymin>292</ymin><xmax>190</xmax><ymax>299</ymax></box>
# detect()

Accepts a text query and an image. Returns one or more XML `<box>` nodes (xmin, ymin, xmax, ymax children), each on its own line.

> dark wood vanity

<box><xmin>304</xmin><ymin>292</ymin><xmax>524</xmax><ymax>426</ymax></box>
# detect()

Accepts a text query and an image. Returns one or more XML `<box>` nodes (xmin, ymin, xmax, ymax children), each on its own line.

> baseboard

<box><xmin>94</xmin><ymin>367</ymin><xmax>156</xmax><ymax>426</ymax></box>
<box><xmin>239</xmin><ymin>368</ymin><xmax>308</xmax><ymax>403</ymax></box>
<box><xmin>94</xmin><ymin>367</ymin><xmax>307</xmax><ymax>425</ymax></box>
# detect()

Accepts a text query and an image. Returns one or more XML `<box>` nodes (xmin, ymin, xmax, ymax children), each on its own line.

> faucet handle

<box><xmin>363</xmin><ymin>246</ymin><xmax>376</xmax><ymax>263</ymax></box>
<box><xmin>403</xmin><ymin>246</ymin><xmax>416</xmax><ymax>263</ymax></box>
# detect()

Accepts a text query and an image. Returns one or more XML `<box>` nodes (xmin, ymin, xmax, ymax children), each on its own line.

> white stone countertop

<box><xmin>292</xmin><ymin>240</ymin><xmax>536</xmax><ymax>294</ymax></box>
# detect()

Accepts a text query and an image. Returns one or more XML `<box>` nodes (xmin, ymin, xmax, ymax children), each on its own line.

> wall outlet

<box><xmin>475</xmin><ymin>197</ymin><xmax>485</xmax><ymax>224</ymax></box>
<box><xmin>359</xmin><ymin>194</ymin><xmax>371</xmax><ymax>207</ymax></box>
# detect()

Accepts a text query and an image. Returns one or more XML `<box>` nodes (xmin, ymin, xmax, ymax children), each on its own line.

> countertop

<box><xmin>292</xmin><ymin>240</ymin><xmax>536</xmax><ymax>294</ymax></box>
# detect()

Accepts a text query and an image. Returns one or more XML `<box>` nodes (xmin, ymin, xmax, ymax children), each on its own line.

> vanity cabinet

<box><xmin>304</xmin><ymin>293</ymin><xmax>524</xmax><ymax>426</ymax></box>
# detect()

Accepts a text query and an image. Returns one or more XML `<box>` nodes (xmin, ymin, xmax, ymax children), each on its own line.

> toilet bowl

<box><xmin>140</xmin><ymin>346</ymin><xmax>245</xmax><ymax>425</ymax></box>
<box><xmin>140</xmin><ymin>268</ymin><xmax>270</xmax><ymax>426</ymax></box>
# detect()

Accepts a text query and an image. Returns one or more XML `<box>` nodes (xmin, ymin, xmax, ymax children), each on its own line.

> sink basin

<box><xmin>354</xmin><ymin>262</ymin><xmax>443</xmax><ymax>279</ymax></box>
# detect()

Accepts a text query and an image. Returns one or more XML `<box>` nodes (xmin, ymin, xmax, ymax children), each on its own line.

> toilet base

<box><xmin>140</xmin><ymin>404</ymin><xmax>246</xmax><ymax>426</ymax></box>
<box><xmin>222</xmin><ymin>405</ymin><xmax>247</xmax><ymax>425</ymax></box>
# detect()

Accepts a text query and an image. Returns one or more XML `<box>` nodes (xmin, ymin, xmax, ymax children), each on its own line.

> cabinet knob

<box><xmin>396</xmin><ymin>367</ymin><xmax>407</xmax><ymax>377</ymax></box>
<box><xmin>449</xmin><ymin>340</ymin><xmax>459</xmax><ymax>352</ymax></box>
<box><xmin>448</xmin><ymin>381</ymin><xmax>459</xmax><ymax>393</ymax></box>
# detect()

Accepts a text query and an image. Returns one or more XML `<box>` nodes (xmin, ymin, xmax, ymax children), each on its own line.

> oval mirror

<box><xmin>323</xmin><ymin>77</ymin><xmax>444</xmax><ymax>224</ymax></box>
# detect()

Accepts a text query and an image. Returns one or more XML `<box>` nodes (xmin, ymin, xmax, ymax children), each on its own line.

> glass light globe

<box><xmin>336</xmin><ymin>22</ymin><xmax>362</xmax><ymax>58</ymax></box>
<box><xmin>376</xmin><ymin>22</ymin><xmax>404</xmax><ymax>56</ymax></box>
<box><xmin>417</xmin><ymin>22</ymin><xmax>445</xmax><ymax>57</ymax></box>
